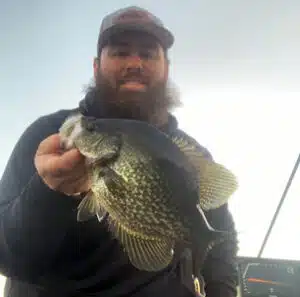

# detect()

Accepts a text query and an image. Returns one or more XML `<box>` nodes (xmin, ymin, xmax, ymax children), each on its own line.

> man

<box><xmin>0</xmin><ymin>6</ymin><xmax>238</xmax><ymax>297</ymax></box>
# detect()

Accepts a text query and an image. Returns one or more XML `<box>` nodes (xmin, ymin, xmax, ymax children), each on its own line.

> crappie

<box><xmin>59</xmin><ymin>113</ymin><xmax>238</xmax><ymax>282</ymax></box>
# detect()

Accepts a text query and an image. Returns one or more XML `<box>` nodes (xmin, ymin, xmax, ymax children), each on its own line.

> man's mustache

<box><xmin>118</xmin><ymin>68</ymin><xmax>149</xmax><ymax>85</ymax></box>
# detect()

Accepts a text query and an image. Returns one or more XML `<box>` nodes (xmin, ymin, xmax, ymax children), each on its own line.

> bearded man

<box><xmin>0</xmin><ymin>6</ymin><xmax>238</xmax><ymax>297</ymax></box>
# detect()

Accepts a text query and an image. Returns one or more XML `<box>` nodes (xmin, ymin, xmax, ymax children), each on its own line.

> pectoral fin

<box><xmin>80</xmin><ymin>134</ymin><xmax>121</xmax><ymax>167</ymax></box>
<box><xmin>77</xmin><ymin>191</ymin><xmax>107</xmax><ymax>222</ymax></box>
<box><xmin>101</xmin><ymin>166</ymin><xmax>129</xmax><ymax>196</ymax></box>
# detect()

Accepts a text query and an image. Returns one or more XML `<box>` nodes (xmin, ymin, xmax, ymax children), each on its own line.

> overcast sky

<box><xmin>0</xmin><ymin>0</ymin><xmax>299</xmax><ymax>294</ymax></box>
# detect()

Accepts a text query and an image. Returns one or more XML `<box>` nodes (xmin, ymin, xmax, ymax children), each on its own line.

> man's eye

<box><xmin>140</xmin><ymin>49</ymin><xmax>158</xmax><ymax>59</ymax></box>
<box><xmin>111</xmin><ymin>49</ymin><xmax>129</xmax><ymax>57</ymax></box>
<box><xmin>139</xmin><ymin>51</ymin><xmax>153</xmax><ymax>59</ymax></box>
<box><xmin>117</xmin><ymin>50</ymin><xmax>130</xmax><ymax>57</ymax></box>
<box><xmin>110</xmin><ymin>48</ymin><xmax>157</xmax><ymax>59</ymax></box>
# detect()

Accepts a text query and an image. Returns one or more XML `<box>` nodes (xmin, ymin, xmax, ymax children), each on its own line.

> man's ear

<box><xmin>164</xmin><ymin>58</ymin><xmax>170</xmax><ymax>82</ymax></box>
<box><xmin>93</xmin><ymin>57</ymin><xmax>100</xmax><ymax>80</ymax></box>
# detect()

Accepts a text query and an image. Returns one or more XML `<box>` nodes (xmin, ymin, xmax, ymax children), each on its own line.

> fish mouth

<box><xmin>59</xmin><ymin>114</ymin><xmax>84</xmax><ymax>150</ymax></box>
<box><xmin>58</xmin><ymin>115</ymin><xmax>79</xmax><ymax>148</ymax></box>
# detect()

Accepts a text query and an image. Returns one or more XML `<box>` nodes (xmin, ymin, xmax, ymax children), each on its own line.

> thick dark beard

<box><xmin>81</xmin><ymin>72</ymin><xmax>182</xmax><ymax>126</ymax></box>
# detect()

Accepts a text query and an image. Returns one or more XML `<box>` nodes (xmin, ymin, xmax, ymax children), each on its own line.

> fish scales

<box><xmin>85</xmin><ymin>134</ymin><xmax>189</xmax><ymax>234</ymax></box>
<box><xmin>92</xmin><ymin>162</ymin><xmax>189</xmax><ymax>239</ymax></box>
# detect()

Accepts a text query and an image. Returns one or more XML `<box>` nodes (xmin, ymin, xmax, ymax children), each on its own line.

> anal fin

<box><xmin>110</xmin><ymin>220</ymin><xmax>174</xmax><ymax>272</ymax></box>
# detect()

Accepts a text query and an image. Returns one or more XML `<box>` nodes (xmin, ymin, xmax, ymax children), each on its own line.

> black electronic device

<box><xmin>237</xmin><ymin>256</ymin><xmax>300</xmax><ymax>297</ymax></box>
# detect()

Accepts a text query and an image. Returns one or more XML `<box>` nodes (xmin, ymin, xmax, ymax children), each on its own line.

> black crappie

<box><xmin>59</xmin><ymin>113</ymin><xmax>238</xmax><ymax>281</ymax></box>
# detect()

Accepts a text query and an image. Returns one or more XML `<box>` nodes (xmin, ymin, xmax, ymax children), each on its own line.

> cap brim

<box><xmin>98</xmin><ymin>23</ymin><xmax>174</xmax><ymax>50</ymax></box>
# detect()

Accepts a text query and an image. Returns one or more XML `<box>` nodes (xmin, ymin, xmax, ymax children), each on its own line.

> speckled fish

<box><xmin>59</xmin><ymin>113</ymin><xmax>238</xmax><ymax>285</ymax></box>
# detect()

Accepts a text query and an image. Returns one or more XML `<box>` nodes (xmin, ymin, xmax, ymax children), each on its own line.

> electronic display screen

<box><xmin>237</xmin><ymin>256</ymin><xmax>300</xmax><ymax>297</ymax></box>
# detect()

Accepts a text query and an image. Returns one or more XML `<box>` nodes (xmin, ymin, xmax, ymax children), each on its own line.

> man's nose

<box><xmin>125</xmin><ymin>54</ymin><xmax>143</xmax><ymax>70</ymax></box>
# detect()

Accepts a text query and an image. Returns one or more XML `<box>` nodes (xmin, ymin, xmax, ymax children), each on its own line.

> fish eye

<box><xmin>81</xmin><ymin>117</ymin><xmax>97</xmax><ymax>132</ymax></box>
<box><xmin>86</xmin><ymin>122</ymin><xmax>96</xmax><ymax>132</ymax></box>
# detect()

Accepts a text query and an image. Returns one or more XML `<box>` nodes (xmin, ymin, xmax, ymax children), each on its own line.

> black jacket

<box><xmin>0</xmin><ymin>100</ymin><xmax>238</xmax><ymax>297</ymax></box>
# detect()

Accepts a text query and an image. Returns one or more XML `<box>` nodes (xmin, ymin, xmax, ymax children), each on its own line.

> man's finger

<box><xmin>36</xmin><ymin>134</ymin><xmax>62</xmax><ymax>156</ymax></box>
<box><xmin>58</xmin><ymin>148</ymin><xmax>84</xmax><ymax>170</ymax></box>
<box><xmin>38</xmin><ymin>148</ymin><xmax>84</xmax><ymax>176</ymax></box>
<box><xmin>52</xmin><ymin>175</ymin><xmax>90</xmax><ymax>196</ymax></box>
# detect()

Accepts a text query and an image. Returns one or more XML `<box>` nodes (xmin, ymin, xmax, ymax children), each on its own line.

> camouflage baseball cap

<box><xmin>97</xmin><ymin>6</ymin><xmax>174</xmax><ymax>54</ymax></box>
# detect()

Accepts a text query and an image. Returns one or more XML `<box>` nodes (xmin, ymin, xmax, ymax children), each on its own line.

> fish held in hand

<box><xmin>58</xmin><ymin>113</ymin><xmax>238</xmax><ymax>278</ymax></box>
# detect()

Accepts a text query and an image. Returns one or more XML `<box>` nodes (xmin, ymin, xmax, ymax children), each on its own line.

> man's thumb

<box><xmin>36</xmin><ymin>134</ymin><xmax>62</xmax><ymax>156</ymax></box>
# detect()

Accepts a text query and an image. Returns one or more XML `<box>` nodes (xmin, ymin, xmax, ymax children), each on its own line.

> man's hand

<box><xmin>34</xmin><ymin>134</ymin><xmax>90</xmax><ymax>196</ymax></box>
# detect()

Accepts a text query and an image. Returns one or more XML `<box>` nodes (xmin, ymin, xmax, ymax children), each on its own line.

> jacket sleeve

<box><xmin>0</xmin><ymin>115</ymin><xmax>79</xmax><ymax>281</ymax></box>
